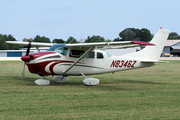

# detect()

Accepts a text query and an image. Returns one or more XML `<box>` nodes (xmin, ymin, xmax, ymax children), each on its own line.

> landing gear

<box><xmin>34</xmin><ymin>74</ymin><xmax>99</xmax><ymax>86</ymax></box>
<box><xmin>34</xmin><ymin>76</ymin><xmax>50</xmax><ymax>85</ymax></box>
<box><xmin>81</xmin><ymin>73</ymin><xmax>100</xmax><ymax>86</ymax></box>
<box><xmin>53</xmin><ymin>75</ymin><xmax>69</xmax><ymax>83</ymax></box>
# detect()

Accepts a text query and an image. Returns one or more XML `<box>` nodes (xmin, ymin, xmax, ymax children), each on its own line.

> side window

<box><xmin>86</xmin><ymin>52</ymin><xmax>94</xmax><ymax>58</ymax></box>
<box><xmin>69</xmin><ymin>50</ymin><xmax>84</xmax><ymax>58</ymax></box>
<box><xmin>97</xmin><ymin>52</ymin><xmax>104</xmax><ymax>59</ymax></box>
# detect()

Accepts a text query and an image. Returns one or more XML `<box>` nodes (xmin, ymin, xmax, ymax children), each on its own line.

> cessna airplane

<box><xmin>6</xmin><ymin>29</ymin><xmax>170</xmax><ymax>86</ymax></box>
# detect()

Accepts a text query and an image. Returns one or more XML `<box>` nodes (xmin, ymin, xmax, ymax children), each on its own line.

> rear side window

<box><xmin>70</xmin><ymin>50</ymin><xmax>84</xmax><ymax>58</ymax></box>
<box><xmin>97</xmin><ymin>52</ymin><xmax>104</xmax><ymax>59</ymax></box>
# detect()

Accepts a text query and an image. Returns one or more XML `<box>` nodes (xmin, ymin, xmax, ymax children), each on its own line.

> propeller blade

<box><xmin>20</xmin><ymin>62</ymin><xmax>26</xmax><ymax>80</ymax></box>
<box><xmin>26</xmin><ymin>39</ymin><xmax>32</xmax><ymax>56</ymax></box>
<box><xmin>21</xmin><ymin>39</ymin><xmax>32</xmax><ymax>80</ymax></box>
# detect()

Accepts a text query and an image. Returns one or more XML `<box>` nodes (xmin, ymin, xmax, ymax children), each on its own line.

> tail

<box><xmin>123</xmin><ymin>29</ymin><xmax>170</xmax><ymax>60</ymax></box>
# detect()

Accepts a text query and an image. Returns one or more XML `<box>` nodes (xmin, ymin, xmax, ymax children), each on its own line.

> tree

<box><xmin>129</xmin><ymin>28</ymin><xmax>141</xmax><ymax>41</ymax></box>
<box><xmin>0</xmin><ymin>34</ymin><xmax>22</xmax><ymax>50</ymax></box>
<box><xmin>23</xmin><ymin>38</ymin><xmax>30</xmax><ymax>42</ymax></box>
<box><xmin>65</xmin><ymin>37</ymin><xmax>78</xmax><ymax>43</ymax></box>
<box><xmin>168</xmin><ymin>32</ymin><xmax>180</xmax><ymax>39</ymax></box>
<box><xmin>85</xmin><ymin>35</ymin><xmax>105</xmax><ymax>43</ymax></box>
<box><xmin>119</xmin><ymin>28</ymin><xmax>136</xmax><ymax>41</ymax></box>
<box><xmin>139</xmin><ymin>28</ymin><xmax>153</xmax><ymax>42</ymax></box>
<box><xmin>106</xmin><ymin>39</ymin><xmax>112</xmax><ymax>42</ymax></box>
<box><xmin>118</xmin><ymin>28</ymin><xmax>153</xmax><ymax>42</ymax></box>
<box><xmin>0</xmin><ymin>34</ymin><xmax>9</xmax><ymax>50</ymax></box>
<box><xmin>52</xmin><ymin>39</ymin><xmax>65</xmax><ymax>43</ymax></box>
<box><xmin>5</xmin><ymin>35</ymin><xmax>17</xmax><ymax>49</ymax></box>
<box><xmin>33</xmin><ymin>35</ymin><xmax>51</xmax><ymax>43</ymax></box>
<box><xmin>113</xmin><ymin>37</ymin><xmax>122</xmax><ymax>42</ymax></box>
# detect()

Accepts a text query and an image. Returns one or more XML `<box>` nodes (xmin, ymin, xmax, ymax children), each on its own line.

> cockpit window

<box><xmin>48</xmin><ymin>44</ymin><xmax>68</xmax><ymax>56</ymax></box>
<box><xmin>48</xmin><ymin>44</ymin><xmax>65</xmax><ymax>51</ymax></box>
<box><xmin>55</xmin><ymin>46</ymin><xmax>68</xmax><ymax>56</ymax></box>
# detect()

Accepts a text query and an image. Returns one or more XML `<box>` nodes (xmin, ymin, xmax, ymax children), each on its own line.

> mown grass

<box><xmin>0</xmin><ymin>60</ymin><xmax>180</xmax><ymax>119</ymax></box>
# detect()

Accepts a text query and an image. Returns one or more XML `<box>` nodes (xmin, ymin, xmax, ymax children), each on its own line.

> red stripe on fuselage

<box><xmin>29</xmin><ymin>52</ymin><xmax>57</xmax><ymax>60</ymax></box>
<box><xmin>26</xmin><ymin>60</ymin><xmax>83</xmax><ymax>76</ymax></box>
<box><xmin>49</xmin><ymin>60</ymin><xmax>74</xmax><ymax>74</ymax></box>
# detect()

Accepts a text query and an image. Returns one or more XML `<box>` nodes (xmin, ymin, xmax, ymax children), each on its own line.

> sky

<box><xmin>0</xmin><ymin>0</ymin><xmax>179</xmax><ymax>42</ymax></box>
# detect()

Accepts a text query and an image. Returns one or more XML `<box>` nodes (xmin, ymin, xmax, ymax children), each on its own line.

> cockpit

<box><xmin>48</xmin><ymin>44</ymin><xmax>113</xmax><ymax>58</ymax></box>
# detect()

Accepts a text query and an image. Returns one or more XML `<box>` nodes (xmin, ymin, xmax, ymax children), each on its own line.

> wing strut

<box><xmin>62</xmin><ymin>47</ymin><xmax>94</xmax><ymax>74</ymax></box>
<box><xmin>36</xmin><ymin>46</ymin><xmax>41</xmax><ymax>52</ymax></box>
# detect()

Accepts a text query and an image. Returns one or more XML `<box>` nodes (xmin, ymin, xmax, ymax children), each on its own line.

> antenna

<box><xmin>69</xmin><ymin>38</ymin><xmax>74</xmax><ymax>44</ymax></box>
<box><xmin>80</xmin><ymin>38</ymin><xmax>85</xmax><ymax>43</ymax></box>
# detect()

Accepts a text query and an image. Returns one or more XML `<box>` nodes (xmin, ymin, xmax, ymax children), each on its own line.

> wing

<box><xmin>6</xmin><ymin>41</ymin><xmax>155</xmax><ymax>48</ymax></box>
<box><xmin>5</xmin><ymin>41</ymin><xmax>54</xmax><ymax>47</ymax></box>
<box><xmin>65</xmin><ymin>41</ymin><xmax>155</xmax><ymax>49</ymax></box>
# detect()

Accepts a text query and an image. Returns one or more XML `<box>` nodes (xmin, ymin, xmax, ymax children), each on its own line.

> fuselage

<box><xmin>22</xmin><ymin>44</ymin><xmax>155</xmax><ymax>76</ymax></box>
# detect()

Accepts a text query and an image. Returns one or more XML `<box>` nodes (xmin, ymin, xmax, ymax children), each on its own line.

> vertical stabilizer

<box><xmin>123</xmin><ymin>29</ymin><xmax>170</xmax><ymax>60</ymax></box>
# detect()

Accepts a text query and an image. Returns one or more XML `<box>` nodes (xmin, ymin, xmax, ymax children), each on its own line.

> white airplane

<box><xmin>6</xmin><ymin>29</ymin><xmax>170</xmax><ymax>86</ymax></box>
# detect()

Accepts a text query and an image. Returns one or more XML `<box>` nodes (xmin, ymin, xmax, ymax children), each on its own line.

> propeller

<box><xmin>21</xmin><ymin>39</ymin><xmax>32</xmax><ymax>80</ymax></box>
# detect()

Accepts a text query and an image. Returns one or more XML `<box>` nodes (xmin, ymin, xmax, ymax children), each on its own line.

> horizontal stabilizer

<box><xmin>140</xmin><ymin>60</ymin><xmax>167</xmax><ymax>63</ymax></box>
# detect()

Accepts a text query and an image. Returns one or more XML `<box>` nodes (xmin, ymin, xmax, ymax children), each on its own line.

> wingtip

<box><xmin>131</xmin><ymin>41</ymin><xmax>156</xmax><ymax>46</ymax></box>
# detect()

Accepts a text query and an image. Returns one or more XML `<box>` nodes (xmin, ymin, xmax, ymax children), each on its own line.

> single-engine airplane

<box><xmin>6</xmin><ymin>29</ymin><xmax>170</xmax><ymax>86</ymax></box>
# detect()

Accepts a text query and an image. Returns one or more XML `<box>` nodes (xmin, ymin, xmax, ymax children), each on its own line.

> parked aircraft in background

<box><xmin>6</xmin><ymin>29</ymin><xmax>170</xmax><ymax>86</ymax></box>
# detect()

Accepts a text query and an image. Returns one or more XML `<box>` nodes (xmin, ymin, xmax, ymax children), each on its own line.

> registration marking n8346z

<box><xmin>110</xmin><ymin>60</ymin><xmax>137</xmax><ymax>68</ymax></box>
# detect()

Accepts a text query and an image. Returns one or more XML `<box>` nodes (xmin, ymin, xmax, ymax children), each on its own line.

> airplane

<box><xmin>5</xmin><ymin>29</ymin><xmax>170</xmax><ymax>86</ymax></box>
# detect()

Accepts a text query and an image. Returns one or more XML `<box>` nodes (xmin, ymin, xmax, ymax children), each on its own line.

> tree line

<box><xmin>168</xmin><ymin>32</ymin><xmax>180</xmax><ymax>39</ymax></box>
<box><xmin>0</xmin><ymin>34</ymin><xmax>23</xmax><ymax>50</ymax></box>
<box><xmin>1</xmin><ymin>28</ymin><xmax>180</xmax><ymax>50</ymax></box>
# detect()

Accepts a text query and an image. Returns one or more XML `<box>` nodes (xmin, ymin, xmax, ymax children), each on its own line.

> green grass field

<box><xmin>1</xmin><ymin>60</ymin><xmax>180</xmax><ymax>119</ymax></box>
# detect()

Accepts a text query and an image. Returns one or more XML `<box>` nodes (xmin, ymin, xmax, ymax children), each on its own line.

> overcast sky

<box><xmin>0</xmin><ymin>0</ymin><xmax>179</xmax><ymax>42</ymax></box>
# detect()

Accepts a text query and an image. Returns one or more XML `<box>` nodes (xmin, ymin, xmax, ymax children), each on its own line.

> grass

<box><xmin>0</xmin><ymin>60</ymin><xmax>180</xmax><ymax>119</ymax></box>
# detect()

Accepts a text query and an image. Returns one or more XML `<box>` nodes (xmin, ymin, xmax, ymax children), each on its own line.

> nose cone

<box><xmin>21</xmin><ymin>55</ymin><xmax>30</xmax><ymax>62</ymax></box>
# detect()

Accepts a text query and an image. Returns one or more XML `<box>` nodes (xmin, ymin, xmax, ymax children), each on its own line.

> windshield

<box><xmin>48</xmin><ymin>44</ymin><xmax>68</xmax><ymax>56</ymax></box>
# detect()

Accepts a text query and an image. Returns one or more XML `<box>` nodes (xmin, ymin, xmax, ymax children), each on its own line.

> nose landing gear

<box><xmin>34</xmin><ymin>76</ymin><xmax>50</xmax><ymax>85</ymax></box>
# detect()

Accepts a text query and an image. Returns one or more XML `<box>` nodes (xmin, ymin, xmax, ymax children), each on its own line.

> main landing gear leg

<box><xmin>81</xmin><ymin>73</ymin><xmax>100</xmax><ymax>86</ymax></box>
<box><xmin>34</xmin><ymin>76</ymin><xmax>50</xmax><ymax>85</ymax></box>
<box><xmin>53</xmin><ymin>75</ymin><xmax>69</xmax><ymax>83</ymax></box>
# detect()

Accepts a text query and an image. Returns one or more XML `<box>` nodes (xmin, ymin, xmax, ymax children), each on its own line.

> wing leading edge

<box><xmin>6</xmin><ymin>41</ymin><xmax>155</xmax><ymax>49</ymax></box>
<box><xmin>66</xmin><ymin>41</ymin><xmax>155</xmax><ymax>49</ymax></box>
<box><xmin>5</xmin><ymin>41</ymin><xmax>54</xmax><ymax>47</ymax></box>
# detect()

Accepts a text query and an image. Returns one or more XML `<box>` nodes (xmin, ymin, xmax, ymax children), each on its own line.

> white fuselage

<box><xmin>27</xmin><ymin>49</ymin><xmax>155</xmax><ymax>76</ymax></box>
